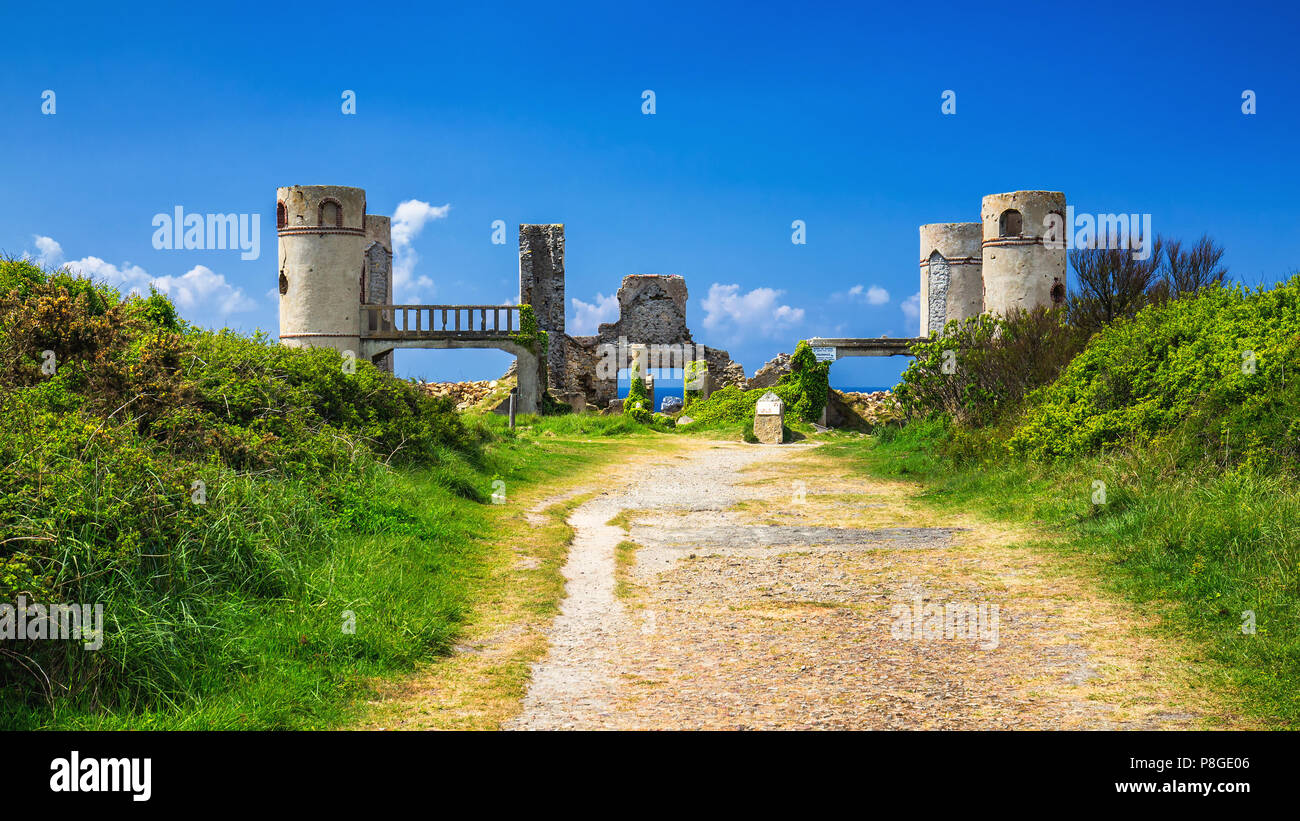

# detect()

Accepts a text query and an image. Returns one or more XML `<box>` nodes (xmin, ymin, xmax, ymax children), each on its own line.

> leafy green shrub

<box><xmin>0</xmin><ymin>264</ymin><xmax>488</xmax><ymax>723</ymax></box>
<box><xmin>896</xmin><ymin>307</ymin><xmax>1086</xmax><ymax>426</ymax></box>
<box><xmin>785</xmin><ymin>341</ymin><xmax>830</xmax><ymax>423</ymax></box>
<box><xmin>682</xmin><ymin>342</ymin><xmax>827</xmax><ymax>430</ymax></box>
<box><xmin>1011</xmin><ymin>278</ymin><xmax>1300</xmax><ymax>466</ymax></box>
<box><xmin>625</xmin><ymin>402</ymin><xmax>652</xmax><ymax>424</ymax></box>
<box><xmin>683</xmin><ymin>360</ymin><xmax>706</xmax><ymax>409</ymax></box>
<box><xmin>511</xmin><ymin>303</ymin><xmax>547</xmax><ymax>358</ymax></box>
<box><xmin>626</xmin><ymin>376</ymin><xmax>648</xmax><ymax>412</ymax></box>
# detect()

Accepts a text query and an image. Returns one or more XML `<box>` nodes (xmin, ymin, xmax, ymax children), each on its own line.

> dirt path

<box><xmin>506</xmin><ymin>437</ymin><xmax>1246</xmax><ymax>730</ymax></box>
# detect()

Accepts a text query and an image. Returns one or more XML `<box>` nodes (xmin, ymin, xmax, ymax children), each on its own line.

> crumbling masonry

<box><xmin>512</xmin><ymin>224</ymin><xmax>747</xmax><ymax>409</ymax></box>
<box><xmin>276</xmin><ymin>185</ymin><xmax>746</xmax><ymax>410</ymax></box>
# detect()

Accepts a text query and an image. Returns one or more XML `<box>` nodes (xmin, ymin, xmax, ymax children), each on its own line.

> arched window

<box><xmin>278</xmin><ymin>272</ymin><xmax>289</xmax><ymax>295</ymax></box>
<box><xmin>999</xmin><ymin>209</ymin><xmax>1023</xmax><ymax>237</ymax></box>
<box><xmin>276</xmin><ymin>201</ymin><xmax>287</xmax><ymax>229</ymax></box>
<box><xmin>318</xmin><ymin>198</ymin><xmax>343</xmax><ymax>228</ymax></box>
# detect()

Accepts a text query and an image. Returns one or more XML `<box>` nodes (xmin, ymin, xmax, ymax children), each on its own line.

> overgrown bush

<box><xmin>1011</xmin><ymin>278</ymin><xmax>1300</xmax><ymax>467</ymax></box>
<box><xmin>785</xmin><ymin>340</ymin><xmax>830</xmax><ymax>422</ymax></box>
<box><xmin>0</xmin><ymin>259</ymin><xmax>484</xmax><ymax>721</ymax></box>
<box><xmin>682</xmin><ymin>340</ymin><xmax>829</xmax><ymax>429</ymax></box>
<box><xmin>895</xmin><ymin>307</ymin><xmax>1087</xmax><ymax>426</ymax></box>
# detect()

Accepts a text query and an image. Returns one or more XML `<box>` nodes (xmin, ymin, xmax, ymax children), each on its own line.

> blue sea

<box><xmin>617</xmin><ymin>378</ymin><xmax>895</xmax><ymax>400</ymax></box>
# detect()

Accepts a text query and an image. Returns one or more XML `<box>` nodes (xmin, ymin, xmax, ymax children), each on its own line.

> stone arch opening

<box><xmin>278</xmin><ymin>271</ymin><xmax>288</xmax><ymax>295</ymax></box>
<box><xmin>318</xmin><ymin>198</ymin><xmax>343</xmax><ymax>228</ymax></box>
<box><xmin>276</xmin><ymin>201</ymin><xmax>287</xmax><ymax>229</ymax></box>
<box><xmin>999</xmin><ymin>209</ymin><xmax>1023</xmax><ymax>237</ymax></box>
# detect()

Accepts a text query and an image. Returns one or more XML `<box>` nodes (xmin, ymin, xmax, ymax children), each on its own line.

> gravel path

<box><xmin>505</xmin><ymin>439</ymin><xmax>1240</xmax><ymax>730</ymax></box>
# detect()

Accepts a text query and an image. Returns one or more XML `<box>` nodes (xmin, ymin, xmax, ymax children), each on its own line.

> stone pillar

<box><xmin>364</xmin><ymin>214</ymin><xmax>395</xmax><ymax>372</ymax></box>
<box><xmin>753</xmin><ymin>391</ymin><xmax>785</xmax><ymax>444</ymax></box>
<box><xmin>519</xmin><ymin>224</ymin><xmax>566</xmax><ymax>392</ymax></box>
<box><xmin>514</xmin><ymin>347</ymin><xmax>541</xmax><ymax>415</ymax></box>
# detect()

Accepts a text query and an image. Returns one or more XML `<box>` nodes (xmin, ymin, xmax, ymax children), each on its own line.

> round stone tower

<box><xmin>919</xmin><ymin>223</ymin><xmax>983</xmax><ymax>336</ymax></box>
<box><xmin>277</xmin><ymin>184</ymin><xmax>368</xmax><ymax>355</ymax></box>
<box><xmin>980</xmin><ymin>191</ymin><xmax>1068</xmax><ymax>317</ymax></box>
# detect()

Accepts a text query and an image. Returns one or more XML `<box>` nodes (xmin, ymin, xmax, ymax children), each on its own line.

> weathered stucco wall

<box><xmin>919</xmin><ymin>222</ymin><xmax>983</xmax><ymax>336</ymax></box>
<box><xmin>277</xmin><ymin>184</ymin><xmax>367</xmax><ymax>356</ymax></box>
<box><xmin>980</xmin><ymin>191</ymin><xmax>1067</xmax><ymax>318</ymax></box>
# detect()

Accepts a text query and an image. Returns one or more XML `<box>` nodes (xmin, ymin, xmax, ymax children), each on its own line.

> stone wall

<box><xmin>748</xmin><ymin>352</ymin><xmax>792</xmax><ymax>390</ymax></box>
<box><xmin>596</xmin><ymin>274</ymin><xmax>690</xmax><ymax>345</ymax></box>
<box><xmin>703</xmin><ymin>346</ymin><xmax>747</xmax><ymax>391</ymax></box>
<box><xmin>364</xmin><ymin>214</ymin><xmax>394</xmax><ymax>372</ymax></box>
<box><xmin>511</xmin><ymin>245</ymin><xmax>748</xmax><ymax>409</ymax></box>
<box><xmin>563</xmin><ymin>334</ymin><xmax>608</xmax><ymax>404</ymax></box>
<box><xmin>519</xmin><ymin>224</ymin><xmax>567</xmax><ymax>389</ymax></box>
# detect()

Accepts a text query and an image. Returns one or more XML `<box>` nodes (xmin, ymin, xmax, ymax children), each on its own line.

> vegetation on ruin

<box><xmin>510</xmin><ymin>303</ymin><xmax>548</xmax><ymax>358</ymax></box>
<box><xmin>653</xmin><ymin>340</ymin><xmax>830</xmax><ymax>438</ymax></box>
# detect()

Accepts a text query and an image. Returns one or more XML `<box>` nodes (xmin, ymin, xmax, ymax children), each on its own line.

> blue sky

<box><xmin>2</xmin><ymin>0</ymin><xmax>1297</xmax><ymax>388</ymax></box>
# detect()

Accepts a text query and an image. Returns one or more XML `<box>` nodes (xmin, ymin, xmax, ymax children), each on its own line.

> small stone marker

<box><xmin>753</xmin><ymin>391</ymin><xmax>784</xmax><ymax>444</ymax></box>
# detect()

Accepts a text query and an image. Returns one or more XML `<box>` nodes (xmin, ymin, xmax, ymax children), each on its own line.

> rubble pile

<box><xmin>827</xmin><ymin>389</ymin><xmax>904</xmax><ymax>429</ymax></box>
<box><xmin>415</xmin><ymin>379</ymin><xmax>506</xmax><ymax>411</ymax></box>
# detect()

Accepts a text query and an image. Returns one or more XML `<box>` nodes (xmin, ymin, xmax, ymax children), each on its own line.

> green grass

<box><xmin>4</xmin><ymin>420</ymin><xmax>632</xmax><ymax>730</ymax></box>
<box><xmin>614</xmin><ymin>540</ymin><xmax>642</xmax><ymax>600</ymax></box>
<box><xmin>822</xmin><ymin>420</ymin><xmax>1300</xmax><ymax>728</ymax></box>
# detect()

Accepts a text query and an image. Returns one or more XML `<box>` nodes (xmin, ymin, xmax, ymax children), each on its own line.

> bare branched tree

<box><xmin>1067</xmin><ymin>236</ymin><xmax>1164</xmax><ymax>332</ymax></box>
<box><xmin>1162</xmin><ymin>234</ymin><xmax>1227</xmax><ymax>297</ymax></box>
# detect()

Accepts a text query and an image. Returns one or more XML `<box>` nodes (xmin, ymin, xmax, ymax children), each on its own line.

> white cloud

<box><xmin>30</xmin><ymin>236</ymin><xmax>256</xmax><ymax>319</ymax></box>
<box><xmin>901</xmin><ymin>291</ymin><xmax>921</xmax><ymax>325</ymax></box>
<box><xmin>148</xmin><ymin>265</ymin><xmax>258</xmax><ymax>314</ymax></box>
<box><xmin>701</xmin><ymin>283</ymin><xmax>805</xmax><ymax>339</ymax></box>
<box><xmin>847</xmin><ymin>284</ymin><xmax>890</xmax><ymax>305</ymax></box>
<box><xmin>64</xmin><ymin>255</ymin><xmax>152</xmax><ymax>291</ymax></box>
<box><xmin>32</xmin><ymin>235</ymin><xmax>64</xmax><ymax>268</ymax></box>
<box><xmin>391</xmin><ymin>199</ymin><xmax>451</xmax><ymax>301</ymax></box>
<box><xmin>568</xmin><ymin>292</ymin><xmax>619</xmax><ymax>335</ymax></box>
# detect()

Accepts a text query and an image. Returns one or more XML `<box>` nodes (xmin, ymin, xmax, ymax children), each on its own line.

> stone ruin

<box><xmin>511</xmin><ymin>225</ymin><xmax>748</xmax><ymax>410</ymax></box>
